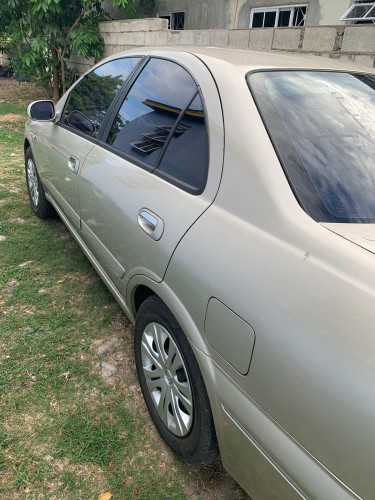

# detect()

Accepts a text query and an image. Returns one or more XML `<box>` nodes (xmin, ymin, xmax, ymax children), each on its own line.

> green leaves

<box><xmin>111</xmin><ymin>0</ymin><xmax>136</xmax><ymax>16</ymax></box>
<box><xmin>0</xmin><ymin>0</ymin><xmax>144</xmax><ymax>99</ymax></box>
<box><xmin>30</xmin><ymin>0</ymin><xmax>62</xmax><ymax>15</ymax></box>
<box><xmin>69</xmin><ymin>25</ymin><xmax>104</xmax><ymax>59</ymax></box>
<box><xmin>29</xmin><ymin>37</ymin><xmax>48</xmax><ymax>54</ymax></box>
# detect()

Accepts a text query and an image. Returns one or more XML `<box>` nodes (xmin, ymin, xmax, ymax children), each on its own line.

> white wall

<box><xmin>319</xmin><ymin>0</ymin><xmax>351</xmax><ymax>25</ymax></box>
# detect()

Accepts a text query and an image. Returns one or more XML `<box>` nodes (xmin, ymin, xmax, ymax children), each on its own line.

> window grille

<box><xmin>250</xmin><ymin>4</ymin><xmax>307</xmax><ymax>28</ymax></box>
<box><xmin>157</xmin><ymin>11</ymin><xmax>185</xmax><ymax>30</ymax></box>
<box><xmin>341</xmin><ymin>2</ymin><xmax>375</xmax><ymax>22</ymax></box>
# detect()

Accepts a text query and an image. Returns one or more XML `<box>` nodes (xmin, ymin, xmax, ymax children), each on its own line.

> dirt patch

<box><xmin>0</xmin><ymin>113</ymin><xmax>24</xmax><ymax>123</ymax></box>
<box><xmin>183</xmin><ymin>460</ymin><xmax>247</xmax><ymax>499</ymax></box>
<box><xmin>0</xmin><ymin>78</ymin><xmax>48</xmax><ymax>106</ymax></box>
<box><xmin>0</xmin><ymin>78</ymin><xmax>17</xmax><ymax>98</ymax></box>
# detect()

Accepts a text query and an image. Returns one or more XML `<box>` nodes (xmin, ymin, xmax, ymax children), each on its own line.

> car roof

<box><xmin>117</xmin><ymin>45</ymin><xmax>372</xmax><ymax>75</ymax></box>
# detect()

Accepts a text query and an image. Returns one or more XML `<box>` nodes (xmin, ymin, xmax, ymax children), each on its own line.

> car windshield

<box><xmin>248</xmin><ymin>71</ymin><xmax>375</xmax><ymax>223</ymax></box>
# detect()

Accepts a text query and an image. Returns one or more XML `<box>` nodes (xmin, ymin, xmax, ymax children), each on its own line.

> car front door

<box><xmin>33</xmin><ymin>124</ymin><xmax>95</xmax><ymax>228</ymax></box>
<box><xmin>33</xmin><ymin>56</ymin><xmax>142</xmax><ymax>228</ymax></box>
<box><xmin>78</xmin><ymin>52</ymin><xmax>224</xmax><ymax>284</ymax></box>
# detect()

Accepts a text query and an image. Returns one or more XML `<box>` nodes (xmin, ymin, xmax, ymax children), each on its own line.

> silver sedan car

<box><xmin>25</xmin><ymin>47</ymin><xmax>375</xmax><ymax>499</ymax></box>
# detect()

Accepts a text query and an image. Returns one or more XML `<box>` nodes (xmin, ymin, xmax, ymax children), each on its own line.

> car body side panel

<box><xmin>192</xmin><ymin>346</ymin><xmax>360</xmax><ymax>500</ymax></box>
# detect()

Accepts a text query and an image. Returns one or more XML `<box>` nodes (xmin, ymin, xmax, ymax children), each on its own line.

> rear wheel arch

<box><xmin>129</xmin><ymin>280</ymin><xmax>210</xmax><ymax>354</ymax></box>
<box><xmin>132</xmin><ymin>284</ymin><xmax>156</xmax><ymax>316</ymax></box>
<box><xmin>24</xmin><ymin>139</ymin><xmax>31</xmax><ymax>155</ymax></box>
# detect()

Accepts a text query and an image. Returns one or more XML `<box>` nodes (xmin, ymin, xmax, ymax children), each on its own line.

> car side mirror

<box><xmin>27</xmin><ymin>100</ymin><xmax>55</xmax><ymax>121</ymax></box>
<box><xmin>67</xmin><ymin>110</ymin><xmax>95</xmax><ymax>135</ymax></box>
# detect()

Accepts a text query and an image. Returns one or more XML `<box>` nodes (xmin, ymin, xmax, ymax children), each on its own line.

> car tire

<box><xmin>25</xmin><ymin>147</ymin><xmax>55</xmax><ymax>219</ymax></box>
<box><xmin>134</xmin><ymin>295</ymin><xmax>218</xmax><ymax>464</ymax></box>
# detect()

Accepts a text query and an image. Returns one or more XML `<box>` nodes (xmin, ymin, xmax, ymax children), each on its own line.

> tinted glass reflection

<box><xmin>249</xmin><ymin>71</ymin><xmax>375</xmax><ymax>222</ymax></box>
<box><xmin>106</xmin><ymin>58</ymin><xmax>198</xmax><ymax>167</ymax></box>
<box><xmin>156</xmin><ymin>93</ymin><xmax>208</xmax><ymax>191</ymax></box>
<box><xmin>63</xmin><ymin>57</ymin><xmax>140</xmax><ymax>137</ymax></box>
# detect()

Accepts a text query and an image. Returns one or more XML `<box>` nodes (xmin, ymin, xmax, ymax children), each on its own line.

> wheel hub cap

<box><xmin>27</xmin><ymin>158</ymin><xmax>39</xmax><ymax>207</ymax></box>
<box><xmin>141</xmin><ymin>322</ymin><xmax>193</xmax><ymax>437</ymax></box>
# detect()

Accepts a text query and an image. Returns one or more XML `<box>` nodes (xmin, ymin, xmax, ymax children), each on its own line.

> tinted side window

<box><xmin>62</xmin><ymin>57</ymin><xmax>140</xmax><ymax>137</ymax></box>
<box><xmin>156</xmin><ymin>93</ymin><xmax>208</xmax><ymax>192</ymax></box>
<box><xmin>106</xmin><ymin>58</ymin><xmax>198</xmax><ymax>169</ymax></box>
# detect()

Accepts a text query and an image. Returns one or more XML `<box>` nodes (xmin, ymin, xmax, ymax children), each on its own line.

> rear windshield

<box><xmin>248</xmin><ymin>71</ymin><xmax>375</xmax><ymax>223</ymax></box>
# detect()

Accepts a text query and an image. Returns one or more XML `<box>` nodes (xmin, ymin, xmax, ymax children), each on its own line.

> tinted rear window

<box><xmin>248</xmin><ymin>71</ymin><xmax>375</xmax><ymax>223</ymax></box>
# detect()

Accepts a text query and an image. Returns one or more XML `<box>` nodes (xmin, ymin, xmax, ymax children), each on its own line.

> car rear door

<box><xmin>78</xmin><ymin>51</ymin><xmax>224</xmax><ymax>283</ymax></box>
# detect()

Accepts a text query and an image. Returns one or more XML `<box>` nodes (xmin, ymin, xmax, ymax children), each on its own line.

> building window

<box><xmin>250</xmin><ymin>4</ymin><xmax>307</xmax><ymax>28</ymax></box>
<box><xmin>340</xmin><ymin>2</ymin><xmax>375</xmax><ymax>23</ymax></box>
<box><xmin>157</xmin><ymin>11</ymin><xmax>185</xmax><ymax>30</ymax></box>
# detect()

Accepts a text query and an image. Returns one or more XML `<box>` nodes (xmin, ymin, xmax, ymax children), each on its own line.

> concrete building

<box><xmin>154</xmin><ymin>0</ymin><xmax>375</xmax><ymax>29</ymax></box>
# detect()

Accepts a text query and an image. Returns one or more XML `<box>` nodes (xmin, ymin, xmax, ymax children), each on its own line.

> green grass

<box><xmin>0</xmin><ymin>127</ymin><xmax>24</xmax><ymax>148</ymax></box>
<box><xmin>0</xmin><ymin>82</ymin><xmax>246</xmax><ymax>499</ymax></box>
<box><xmin>0</xmin><ymin>101</ymin><xmax>26</xmax><ymax>116</ymax></box>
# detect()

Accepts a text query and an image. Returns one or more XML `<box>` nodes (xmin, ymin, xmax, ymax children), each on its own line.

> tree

<box><xmin>0</xmin><ymin>0</ymin><xmax>151</xmax><ymax>100</ymax></box>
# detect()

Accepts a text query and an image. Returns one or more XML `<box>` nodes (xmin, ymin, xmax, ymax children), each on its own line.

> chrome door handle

<box><xmin>138</xmin><ymin>209</ymin><xmax>164</xmax><ymax>241</ymax></box>
<box><xmin>68</xmin><ymin>155</ymin><xmax>80</xmax><ymax>174</ymax></box>
<box><xmin>139</xmin><ymin>210</ymin><xmax>157</xmax><ymax>230</ymax></box>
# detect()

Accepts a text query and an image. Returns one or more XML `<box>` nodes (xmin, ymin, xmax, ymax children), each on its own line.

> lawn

<box><xmin>0</xmin><ymin>80</ymin><xmax>246</xmax><ymax>499</ymax></box>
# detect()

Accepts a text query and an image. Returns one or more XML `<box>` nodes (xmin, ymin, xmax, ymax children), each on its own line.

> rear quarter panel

<box><xmin>163</xmin><ymin>73</ymin><xmax>375</xmax><ymax>498</ymax></box>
